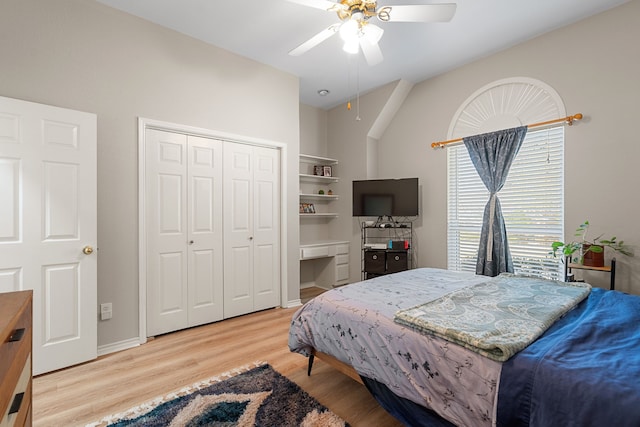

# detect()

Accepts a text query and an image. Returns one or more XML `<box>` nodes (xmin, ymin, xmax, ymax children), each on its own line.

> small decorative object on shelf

<box><xmin>318</xmin><ymin>189</ymin><xmax>325</xmax><ymax>195</ymax></box>
<box><xmin>327</xmin><ymin>189</ymin><xmax>333</xmax><ymax>195</ymax></box>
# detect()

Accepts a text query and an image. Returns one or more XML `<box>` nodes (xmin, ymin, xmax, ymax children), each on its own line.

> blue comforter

<box><xmin>497</xmin><ymin>287</ymin><xmax>640</xmax><ymax>427</ymax></box>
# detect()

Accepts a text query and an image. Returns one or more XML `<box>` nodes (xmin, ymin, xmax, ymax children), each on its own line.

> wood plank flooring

<box><xmin>300</xmin><ymin>286</ymin><xmax>328</xmax><ymax>303</ymax></box>
<box><xmin>32</xmin><ymin>306</ymin><xmax>403</xmax><ymax>427</ymax></box>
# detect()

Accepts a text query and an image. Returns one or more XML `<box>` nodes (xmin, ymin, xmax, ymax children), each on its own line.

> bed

<box><xmin>288</xmin><ymin>268</ymin><xmax>640</xmax><ymax>427</ymax></box>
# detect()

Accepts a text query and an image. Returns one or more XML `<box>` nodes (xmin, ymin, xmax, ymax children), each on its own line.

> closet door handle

<box><xmin>249</xmin><ymin>236</ymin><xmax>253</xmax><ymax>240</ymax></box>
<box><xmin>189</xmin><ymin>240</ymin><xmax>194</xmax><ymax>245</ymax></box>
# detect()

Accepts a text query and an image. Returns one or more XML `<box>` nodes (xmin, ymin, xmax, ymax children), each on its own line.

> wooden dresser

<box><xmin>0</xmin><ymin>291</ymin><xmax>32</xmax><ymax>427</ymax></box>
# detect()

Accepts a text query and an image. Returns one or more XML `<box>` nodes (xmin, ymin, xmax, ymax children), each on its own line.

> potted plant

<box><xmin>550</xmin><ymin>221</ymin><xmax>633</xmax><ymax>267</ymax></box>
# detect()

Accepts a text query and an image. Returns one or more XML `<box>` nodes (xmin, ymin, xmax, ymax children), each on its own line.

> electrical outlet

<box><xmin>100</xmin><ymin>303</ymin><xmax>112</xmax><ymax>320</ymax></box>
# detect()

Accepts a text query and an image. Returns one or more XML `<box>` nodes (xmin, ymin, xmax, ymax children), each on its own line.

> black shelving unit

<box><xmin>360</xmin><ymin>218</ymin><xmax>413</xmax><ymax>280</ymax></box>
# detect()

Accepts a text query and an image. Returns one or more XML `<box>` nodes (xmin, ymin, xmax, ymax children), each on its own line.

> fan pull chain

<box><xmin>356</xmin><ymin>58</ymin><xmax>361</xmax><ymax>121</ymax></box>
<box><xmin>347</xmin><ymin>55</ymin><xmax>352</xmax><ymax>110</ymax></box>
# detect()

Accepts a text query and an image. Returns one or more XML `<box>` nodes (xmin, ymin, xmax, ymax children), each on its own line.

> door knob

<box><xmin>189</xmin><ymin>240</ymin><xmax>194</xmax><ymax>245</ymax></box>
<box><xmin>83</xmin><ymin>246</ymin><xmax>94</xmax><ymax>255</ymax></box>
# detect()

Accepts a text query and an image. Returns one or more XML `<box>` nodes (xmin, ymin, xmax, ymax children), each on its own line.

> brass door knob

<box><xmin>83</xmin><ymin>246</ymin><xmax>94</xmax><ymax>255</ymax></box>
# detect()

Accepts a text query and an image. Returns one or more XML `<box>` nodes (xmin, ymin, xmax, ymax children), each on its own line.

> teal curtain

<box><xmin>463</xmin><ymin>126</ymin><xmax>527</xmax><ymax>276</ymax></box>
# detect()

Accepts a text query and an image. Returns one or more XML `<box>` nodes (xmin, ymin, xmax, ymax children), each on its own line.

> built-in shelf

<box><xmin>299</xmin><ymin>173</ymin><xmax>339</xmax><ymax>183</ymax></box>
<box><xmin>300</xmin><ymin>193</ymin><xmax>339</xmax><ymax>200</ymax></box>
<box><xmin>300</xmin><ymin>213</ymin><xmax>339</xmax><ymax>218</ymax></box>
<box><xmin>299</xmin><ymin>153</ymin><xmax>349</xmax><ymax>287</ymax></box>
<box><xmin>299</xmin><ymin>154</ymin><xmax>338</xmax><ymax>165</ymax></box>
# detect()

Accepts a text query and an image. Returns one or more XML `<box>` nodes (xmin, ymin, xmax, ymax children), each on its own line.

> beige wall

<box><xmin>332</xmin><ymin>0</ymin><xmax>640</xmax><ymax>293</ymax></box>
<box><xmin>0</xmin><ymin>0</ymin><xmax>301</xmax><ymax>347</ymax></box>
<box><xmin>326</xmin><ymin>82</ymin><xmax>399</xmax><ymax>280</ymax></box>
<box><xmin>300</xmin><ymin>104</ymin><xmax>328</xmax><ymax>157</ymax></box>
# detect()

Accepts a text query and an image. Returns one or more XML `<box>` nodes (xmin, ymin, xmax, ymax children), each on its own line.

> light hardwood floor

<box><xmin>32</xmin><ymin>306</ymin><xmax>403</xmax><ymax>427</ymax></box>
<box><xmin>300</xmin><ymin>286</ymin><xmax>328</xmax><ymax>303</ymax></box>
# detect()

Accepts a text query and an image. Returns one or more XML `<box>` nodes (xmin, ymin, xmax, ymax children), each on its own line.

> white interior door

<box><xmin>0</xmin><ymin>96</ymin><xmax>97</xmax><ymax>375</ymax></box>
<box><xmin>145</xmin><ymin>129</ymin><xmax>223</xmax><ymax>336</ymax></box>
<box><xmin>223</xmin><ymin>143</ymin><xmax>280</xmax><ymax>318</ymax></box>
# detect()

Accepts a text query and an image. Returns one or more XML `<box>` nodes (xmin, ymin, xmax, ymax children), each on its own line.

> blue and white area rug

<box><xmin>87</xmin><ymin>362</ymin><xmax>347</xmax><ymax>427</ymax></box>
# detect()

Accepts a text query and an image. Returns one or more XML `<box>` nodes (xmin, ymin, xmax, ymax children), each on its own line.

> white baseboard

<box><xmin>97</xmin><ymin>337</ymin><xmax>141</xmax><ymax>357</ymax></box>
<box><xmin>300</xmin><ymin>282</ymin><xmax>331</xmax><ymax>290</ymax></box>
<box><xmin>285</xmin><ymin>299</ymin><xmax>302</xmax><ymax>308</ymax></box>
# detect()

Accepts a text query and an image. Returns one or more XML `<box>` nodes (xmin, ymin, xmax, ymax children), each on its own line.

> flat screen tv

<box><xmin>352</xmin><ymin>178</ymin><xmax>419</xmax><ymax>217</ymax></box>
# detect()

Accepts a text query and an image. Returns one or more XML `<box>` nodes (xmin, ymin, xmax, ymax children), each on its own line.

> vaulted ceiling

<box><xmin>96</xmin><ymin>0</ymin><xmax>629</xmax><ymax>110</ymax></box>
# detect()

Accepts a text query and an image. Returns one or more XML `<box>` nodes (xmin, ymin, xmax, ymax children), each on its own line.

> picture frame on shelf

<box><xmin>300</xmin><ymin>203</ymin><xmax>315</xmax><ymax>214</ymax></box>
<box><xmin>313</xmin><ymin>165</ymin><xmax>324</xmax><ymax>176</ymax></box>
<box><xmin>323</xmin><ymin>166</ymin><xmax>332</xmax><ymax>177</ymax></box>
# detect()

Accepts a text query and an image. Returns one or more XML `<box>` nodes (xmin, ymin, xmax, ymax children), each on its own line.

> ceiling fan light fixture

<box><xmin>286</xmin><ymin>0</ymin><xmax>458</xmax><ymax>66</ymax></box>
<box><xmin>343</xmin><ymin>39</ymin><xmax>360</xmax><ymax>54</ymax></box>
<box><xmin>339</xmin><ymin>19</ymin><xmax>359</xmax><ymax>42</ymax></box>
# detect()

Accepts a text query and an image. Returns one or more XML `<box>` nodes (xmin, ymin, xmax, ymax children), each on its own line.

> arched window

<box><xmin>447</xmin><ymin>78</ymin><xmax>565</xmax><ymax>279</ymax></box>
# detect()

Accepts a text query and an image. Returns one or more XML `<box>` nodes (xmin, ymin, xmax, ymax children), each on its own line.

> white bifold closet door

<box><xmin>223</xmin><ymin>143</ymin><xmax>280</xmax><ymax>318</ymax></box>
<box><xmin>145</xmin><ymin>129</ymin><xmax>224</xmax><ymax>336</ymax></box>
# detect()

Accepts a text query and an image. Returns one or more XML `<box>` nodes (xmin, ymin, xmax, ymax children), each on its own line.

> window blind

<box><xmin>447</xmin><ymin>126</ymin><xmax>564</xmax><ymax>279</ymax></box>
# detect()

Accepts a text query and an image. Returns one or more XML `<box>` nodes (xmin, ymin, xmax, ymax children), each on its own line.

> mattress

<box><xmin>289</xmin><ymin>268</ymin><xmax>502</xmax><ymax>427</ymax></box>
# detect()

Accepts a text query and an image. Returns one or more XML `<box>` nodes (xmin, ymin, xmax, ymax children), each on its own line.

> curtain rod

<box><xmin>430</xmin><ymin>113</ymin><xmax>583</xmax><ymax>149</ymax></box>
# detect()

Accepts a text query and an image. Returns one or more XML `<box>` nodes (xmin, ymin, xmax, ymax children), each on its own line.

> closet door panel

<box><xmin>146</xmin><ymin>129</ymin><xmax>188</xmax><ymax>336</ymax></box>
<box><xmin>158</xmin><ymin>252</ymin><xmax>185</xmax><ymax>312</ymax></box>
<box><xmin>254</xmin><ymin>243</ymin><xmax>275</xmax><ymax>295</ymax></box>
<box><xmin>191</xmin><ymin>249</ymin><xmax>215</xmax><ymax>308</ymax></box>
<box><xmin>187</xmin><ymin>136</ymin><xmax>223</xmax><ymax>326</ymax></box>
<box><xmin>252</xmin><ymin>147</ymin><xmax>280</xmax><ymax>311</ymax></box>
<box><xmin>223</xmin><ymin>144</ymin><xmax>254</xmax><ymax>318</ymax></box>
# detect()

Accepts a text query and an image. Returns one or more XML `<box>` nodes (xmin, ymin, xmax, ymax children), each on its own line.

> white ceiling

<box><xmin>95</xmin><ymin>0</ymin><xmax>628</xmax><ymax>110</ymax></box>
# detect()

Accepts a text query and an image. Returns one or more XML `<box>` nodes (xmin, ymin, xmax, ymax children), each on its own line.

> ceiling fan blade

<box><xmin>359</xmin><ymin>38</ymin><xmax>383</xmax><ymax>66</ymax></box>
<box><xmin>378</xmin><ymin>4</ymin><xmax>457</xmax><ymax>23</ymax></box>
<box><xmin>286</xmin><ymin>0</ymin><xmax>347</xmax><ymax>13</ymax></box>
<box><xmin>289</xmin><ymin>24</ymin><xmax>340</xmax><ymax>56</ymax></box>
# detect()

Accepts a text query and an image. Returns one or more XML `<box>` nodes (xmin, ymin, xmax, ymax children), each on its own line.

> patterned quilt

<box><xmin>289</xmin><ymin>268</ymin><xmax>502</xmax><ymax>427</ymax></box>
<box><xmin>394</xmin><ymin>274</ymin><xmax>591</xmax><ymax>362</ymax></box>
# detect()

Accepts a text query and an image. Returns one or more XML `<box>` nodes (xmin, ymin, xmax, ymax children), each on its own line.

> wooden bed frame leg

<box><xmin>306</xmin><ymin>349</ymin><xmax>363</xmax><ymax>384</ymax></box>
<box><xmin>307</xmin><ymin>353</ymin><xmax>315</xmax><ymax>376</ymax></box>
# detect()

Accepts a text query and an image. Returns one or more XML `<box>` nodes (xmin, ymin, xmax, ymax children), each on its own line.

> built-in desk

<box><xmin>300</xmin><ymin>241</ymin><xmax>350</xmax><ymax>289</ymax></box>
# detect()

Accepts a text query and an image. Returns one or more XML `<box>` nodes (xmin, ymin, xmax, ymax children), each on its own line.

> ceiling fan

<box><xmin>287</xmin><ymin>0</ymin><xmax>457</xmax><ymax>66</ymax></box>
